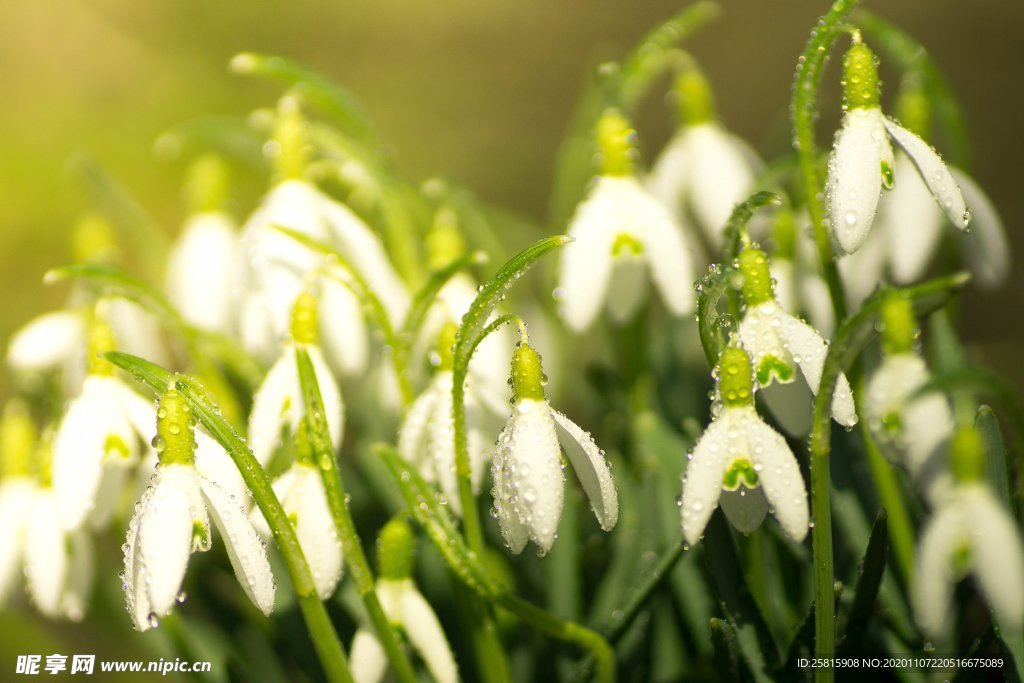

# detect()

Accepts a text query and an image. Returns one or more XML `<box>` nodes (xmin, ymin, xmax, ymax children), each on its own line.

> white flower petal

<box><xmin>194</xmin><ymin>431</ymin><xmax>249</xmax><ymax>508</ymax></box>
<box><xmin>286</xmin><ymin>465</ymin><xmax>343</xmax><ymax>599</ymax></box>
<box><xmin>680</xmin><ymin>417</ymin><xmax>731</xmax><ymax>545</ymax></box>
<box><xmin>558</xmin><ymin>181</ymin><xmax>618</xmax><ymax>332</ymax></box>
<box><xmin>140</xmin><ymin>466</ymin><xmax>201</xmax><ymax>617</ymax></box>
<box><xmin>124</xmin><ymin>481</ymin><xmax>153</xmax><ymax>630</ymax></box>
<box><xmin>550</xmin><ymin>410</ymin><xmax>618</xmax><ymax>531</ymax></box>
<box><xmin>605</xmin><ymin>253</ymin><xmax>648</xmax><ymax>324</ymax></box>
<box><xmin>350</xmin><ymin>628</ymin><xmax>388</xmax><ymax>683</ymax></box>
<box><xmin>744</xmin><ymin>412</ymin><xmax>808</xmax><ymax>542</ymax></box>
<box><xmin>107</xmin><ymin>298</ymin><xmax>172</xmax><ymax>369</ymax></box>
<box><xmin>952</xmin><ymin>168</ymin><xmax>1009</xmax><ymax>288</ymax></box>
<box><xmin>719</xmin><ymin>486</ymin><xmax>768</xmax><ymax>535</ymax></box>
<box><xmin>838</xmin><ymin>227</ymin><xmax>887</xmax><ymax>308</ymax></box>
<box><xmin>642</xmin><ymin>193</ymin><xmax>696</xmax><ymax>316</ymax></box>
<box><xmin>397</xmin><ymin>582</ymin><xmax>459</xmax><ymax>683</ymax></box>
<box><xmin>913</xmin><ymin>502</ymin><xmax>959</xmax><ymax>639</ymax></box>
<box><xmin>780</xmin><ymin>309</ymin><xmax>857</xmax><ymax>427</ymax></box>
<box><xmin>199</xmin><ymin>476</ymin><xmax>276</xmax><ymax>615</ymax></box>
<box><xmin>249</xmin><ymin>467</ymin><xmax>295</xmax><ymax>539</ymax></box>
<box><xmin>61</xmin><ymin>532</ymin><xmax>94</xmax><ymax>621</ymax></box>
<box><xmin>166</xmin><ymin>211</ymin><xmax>238</xmax><ymax>333</ymax></box>
<box><xmin>646</xmin><ymin>132</ymin><xmax>692</xmax><ymax>215</ymax></box>
<box><xmin>307</xmin><ymin>345</ymin><xmax>345</xmax><ymax>453</ymax></box>
<box><xmin>318</xmin><ymin>278</ymin><xmax>369</xmax><ymax>376</ymax></box>
<box><xmin>25</xmin><ymin>490</ymin><xmax>68</xmax><ymax>617</ymax></box>
<box><xmin>684</xmin><ymin>124</ymin><xmax>757</xmax><ymax>246</ymax></box>
<box><xmin>5</xmin><ymin>311</ymin><xmax>84</xmax><ymax>372</ymax></box>
<box><xmin>883</xmin><ymin>118</ymin><xmax>968</xmax><ymax>230</ymax></box>
<box><xmin>398</xmin><ymin>378</ymin><xmax>441</xmax><ymax>472</ymax></box>
<box><xmin>963</xmin><ymin>487</ymin><xmax>1024</xmax><ymax>633</ymax></box>
<box><xmin>490</xmin><ymin>424</ymin><xmax>529</xmax><ymax>554</ymax></box>
<box><xmin>879</xmin><ymin>154</ymin><xmax>944</xmax><ymax>283</ymax></box>
<box><xmin>492</xmin><ymin>400</ymin><xmax>564</xmax><ymax>553</ymax></box>
<box><xmin>827</xmin><ymin>108</ymin><xmax>889</xmax><ymax>255</ymax></box>
<box><xmin>0</xmin><ymin>479</ymin><xmax>34</xmax><ymax>603</ymax></box>
<box><xmin>247</xmin><ymin>353</ymin><xmax>295</xmax><ymax>468</ymax></box>
<box><xmin>737</xmin><ymin>302</ymin><xmax>792</xmax><ymax>386</ymax></box>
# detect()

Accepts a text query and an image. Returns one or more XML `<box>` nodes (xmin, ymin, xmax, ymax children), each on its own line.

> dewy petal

<box><xmin>883</xmin><ymin>118</ymin><xmax>968</xmax><ymax>230</ymax></box>
<box><xmin>719</xmin><ymin>487</ymin><xmax>768</xmax><ymax>535</ymax></box>
<box><xmin>140</xmin><ymin>466</ymin><xmax>202</xmax><ymax>617</ymax></box>
<box><xmin>913</xmin><ymin>502</ymin><xmax>960</xmax><ymax>639</ymax></box>
<box><xmin>199</xmin><ymin>475</ymin><xmax>276</xmax><ymax>615</ymax></box>
<box><xmin>880</xmin><ymin>153</ymin><xmax>944</xmax><ymax>284</ymax></box>
<box><xmin>350</xmin><ymin>628</ymin><xmax>388</xmax><ymax>683</ymax></box>
<box><xmin>318</xmin><ymin>277</ymin><xmax>369</xmax><ymax>376</ymax></box>
<box><xmin>0</xmin><ymin>479</ymin><xmax>34</xmax><ymax>603</ymax></box>
<box><xmin>550</xmin><ymin>410</ymin><xmax>618</xmax><ymax>531</ymax></box>
<box><xmin>194</xmin><ymin>431</ymin><xmax>249</xmax><ymax>507</ymax></box>
<box><xmin>558</xmin><ymin>179</ymin><xmax>619</xmax><ymax>332</ymax></box>
<box><xmin>5</xmin><ymin>311</ymin><xmax>84</xmax><ymax>372</ymax></box>
<box><xmin>685</xmin><ymin>123</ymin><xmax>757</xmax><ymax>246</ymax></box>
<box><xmin>827</xmin><ymin>108</ymin><xmax>888</xmax><ymax>255</ymax></box>
<box><xmin>737</xmin><ymin>302</ymin><xmax>793</xmax><ymax>386</ymax></box>
<box><xmin>680</xmin><ymin>416</ymin><xmax>732</xmax><ymax>546</ymax></box>
<box><xmin>779</xmin><ymin>308</ymin><xmax>857</xmax><ymax>428</ymax></box>
<box><xmin>490</xmin><ymin>422</ymin><xmax>530</xmax><ymax>553</ymax></box>
<box><xmin>25</xmin><ymin>490</ymin><xmax>68</xmax><ymax>617</ymax></box>
<box><xmin>952</xmin><ymin>168</ymin><xmax>1010</xmax><ymax>288</ymax></box>
<box><xmin>605</xmin><ymin>253</ymin><xmax>648</xmax><ymax>324</ymax></box>
<box><xmin>124</xmin><ymin>480</ymin><xmax>153</xmax><ymax>630</ymax></box>
<box><xmin>962</xmin><ymin>486</ymin><xmax>1024</xmax><ymax>633</ymax></box>
<box><xmin>743</xmin><ymin>411</ymin><xmax>808</xmax><ymax>542</ymax></box>
<box><xmin>492</xmin><ymin>400</ymin><xmax>564</xmax><ymax>553</ymax></box>
<box><xmin>166</xmin><ymin>211</ymin><xmax>238</xmax><ymax>333</ymax></box>
<box><xmin>397</xmin><ymin>582</ymin><xmax>459</xmax><ymax>683</ymax></box>
<box><xmin>285</xmin><ymin>464</ymin><xmax>343</xmax><ymax>599</ymax></box>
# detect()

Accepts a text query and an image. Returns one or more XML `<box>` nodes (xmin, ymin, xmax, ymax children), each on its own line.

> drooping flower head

<box><xmin>558</xmin><ymin>109</ymin><xmax>696</xmax><ymax>331</ymax></box>
<box><xmin>681</xmin><ymin>346</ymin><xmax>809</xmax><ymax>545</ymax></box>
<box><xmin>491</xmin><ymin>340</ymin><xmax>618</xmax><ymax>554</ymax></box>
<box><xmin>647</xmin><ymin>66</ymin><xmax>760</xmax><ymax>249</ymax></box>
<box><xmin>124</xmin><ymin>384</ymin><xmax>275</xmax><ymax>631</ymax></box>
<box><xmin>914</xmin><ymin>426</ymin><xmax>1024</xmax><ymax>640</ymax></box>
<box><xmin>826</xmin><ymin>36</ymin><xmax>969</xmax><ymax>256</ymax></box>
<box><xmin>735</xmin><ymin>246</ymin><xmax>857</xmax><ymax>433</ymax></box>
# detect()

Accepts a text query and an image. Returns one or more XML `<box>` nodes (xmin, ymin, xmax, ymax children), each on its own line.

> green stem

<box><xmin>498</xmin><ymin>594</ymin><xmax>616</xmax><ymax>683</ymax></box>
<box><xmin>792</xmin><ymin>0</ymin><xmax>859</xmax><ymax>326</ymax></box>
<box><xmin>294</xmin><ymin>347</ymin><xmax>418</xmax><ymax>683</ymax></box>
<box><xmin>104</xmin><ymin>354</ymin><xmax>351</xmax><ymax>683</ymax></box>
<box><xmin>809</xmin><ymin>437</ymin><xmax>836</xmax><ymax>683</ymax></box>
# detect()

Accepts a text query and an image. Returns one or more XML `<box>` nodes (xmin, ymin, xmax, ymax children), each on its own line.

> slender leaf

<box><xmin>838</xmin><ymin>509</ymin><xmax>888</xmax><ymax>656</ymax></box>
<box><xmin>710</xmin><ymin>617</ymin><xmax>753</xmax><ymax>683</ymax></box>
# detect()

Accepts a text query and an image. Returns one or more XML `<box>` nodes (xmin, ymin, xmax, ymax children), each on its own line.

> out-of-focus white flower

<box><xmin>0</xmin><ymin>476</ymin><xmax>34</xmax><ymax>605</ymax></box>
<box><xmin>681</xmin><ymin>346</ymin><xmax>808</xmax><ymax>545</ymax></box>
<box><xmin>51</xmin><ymin>320</ymin><xmax>158</xmax><ymax>531</ymax></box>
<box><xmin>123</xmin><ymin>387</ymin><xmax>274</xmax><ymax>631</ymax></box>
<box><xmin>247</xmin><ymin>292</ymin><xmax>344</xmax><ymax>469</ymax></box>
<box><xmin>250</xmin><ymin>462</ymin><xmax>342</xmax><ymax>599</ymax></box>
<box><xmin>915</xmin><ymin>483</ymin><xmax>1024</xmax><ymax>639</ymax></box>
<box><xmin>25</xmin><ymin>488</ymin><xmax>94</xmax><ymax>621</ymax></box>
<box><xmin>350</xmin><ymin>518</ymin><xmax>458</xmax><ymax>683</ymax></box>
<box><xmin>826</xmin><ymin>41</ymin><xmax>968</xmax><ymax>257</ymax></box>
<box><xmin>491</xmin><ymin>343</ymin><xmax>617</xmax><ymax>554</ymax></box>
<box><xmin>558</xmin><ymin>110</ymin><xmax>696</xmax><ymax>332</ymax></box>
<box><xmin>735</xmin><ymin>247</ymin><xmax>857</xmax><ymax>432</ymax></box>
<box><xmin>166</xmin><ymin>211</ymin><xmax>238</xmax><ymax>334</ymax></box>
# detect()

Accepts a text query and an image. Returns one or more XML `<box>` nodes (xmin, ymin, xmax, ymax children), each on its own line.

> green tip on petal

<box><xmin>738</xmin><ymin>247</ymin><xmax>773</xmax><ymax>307</ymax></box>
<box><xmin>879</xmin><ymin>291</ymin><xmax>917</xmax><ymax>356</ymax></box>
<box><xmin>611</xmin><ymin>232</ymin><xmax>644</xmax><ymax>256</ymax></box>
<box><xmin>511</xmin><ymin>343</ymin><xmax>546</xmax><ymax>402</ymax></box>
<box><xmin>951</xmin><ymin>426</ymin><xmax>985</xmax><ymax>484</ymax></box>
<box><xmin>595</xmin><ymin>109</ymin><xmax>637</xmax><ymax>177</ymax></box>
<box><xmin>290</xmin><ymin>291</ymin><xmax>320</xmax><ymax>346</ymax></box>
<box><xmin>155</xmin><ymin>384</ymin><xmax>197</xmax><ymax>467</ymax></box>
<box><xmin>722</xmin><ymin>458</ymin><xmax>759</xmax><ymax>491</ymax></box>
<box><xmin>842</xmin><ymin>41</ymin><xmax>881</xmax><ymax>111</ymax></box>
<box><xmin>377</xmin><ymin>516</ymin><xmax>416</xmax><ymax>581</ymax></box>
<box><xmin>718</xmin><ymin>346</ymin><xmax>754</xmax><ymax>408</ymax></box>
<box><xmin>674</xmin><ymin>68</ymin><xmax>715</xmax><ymax>126</ymax></box>
<box><xmin>756</xmin><ymin>355</ymin><xmax>794</xmax><ymax>386</ymax></box>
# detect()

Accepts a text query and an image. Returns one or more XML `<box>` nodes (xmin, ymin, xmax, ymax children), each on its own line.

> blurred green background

<box><xmin>0</xmin><ymin>0</ymin><xmax>1022</xmax><ymax>673</ymax></box>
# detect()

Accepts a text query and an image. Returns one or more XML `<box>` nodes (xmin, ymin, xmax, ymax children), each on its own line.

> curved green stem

<box><xmin>791</xmin><ymin>0</ymin><xmax>860</xmax><ymax>327</ymax></box>
<box><xmin>105</xmin><ymin>353</ymin><xmax>352</xmax><ymax>683</ymax></box>
<box><xmin>294</xmin><ymin>346</ymin><xmax>418</xmax><ymax>683</ymax></box>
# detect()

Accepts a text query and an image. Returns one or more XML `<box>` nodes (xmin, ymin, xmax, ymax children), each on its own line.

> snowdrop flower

<box><xmin>681</xmin><ymin>346</ymin><xmax>808</xmax><ymax>545</ymax></box>
<box><xmin>0</xmin><ymin>402</ymin><xmax>40</xmax><ymax>605</ymax></box>
<box><xmin>735</xmin><ymin>247</ymin><xmax>857</xmax><ymax>431</ymax></box>
<box><xmin>236</xmin><ymin>96</ymin><xmax>408</xmax><ymax>373</ymax></box>
<box><xmin>248</xmin><ymin>291</ymin><xmax>344</xmax><ymax>469</ymax></box>
<box><xmin>647</xmin><ymin>69</ymin><xmax>760</xmax><ymax>248</ymax></box>
<box><xmin>124</xmin><ymin>385</ymin><xmax>275</xmax><ymax>631</ymax></box>
<box><xmin>399</xmin><ymin>324</ymin><xmax>507</xmax><ymax>515</ymax></box>
<box><xmin>166</xmin><ymin>156</ymin><xmax>239</xmax><ymax>334</ymax></box>
<box><xmin>51</xmin><ymin>317</ymin><xmax>158</xmax><ymax>531</ymax></box>
<box><xmin>558</xmin><ymin>109</ymin><xmax>696</xmax><ymax>332</ymax></box>
<box><xmin>250</xmin><ymin>426</ymin><xmax>342</xmax><ymax>599</ymax></box>
<box><xmin>865</xmin><ymin>293</ymin><xmax>953</xmax><ymax>504</ymax></box>
<box><xmin>491</xmin><ymin>341</ymin><xmax>618</xmax><ymax>554</ymax></box>
<box><xmin>350</xmin><ymin>518</ymin><xmax>457</xmax><ymax>683</ymax></box>
<box><xmin>826</xmin><ymin>38</ymin><xmax>969</xmax><ymax>256</ymax></box>
<box><xmin>914</xmin><ymin>427</ymin><xmax>1024</xmax><ymax>639</ymax></box>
